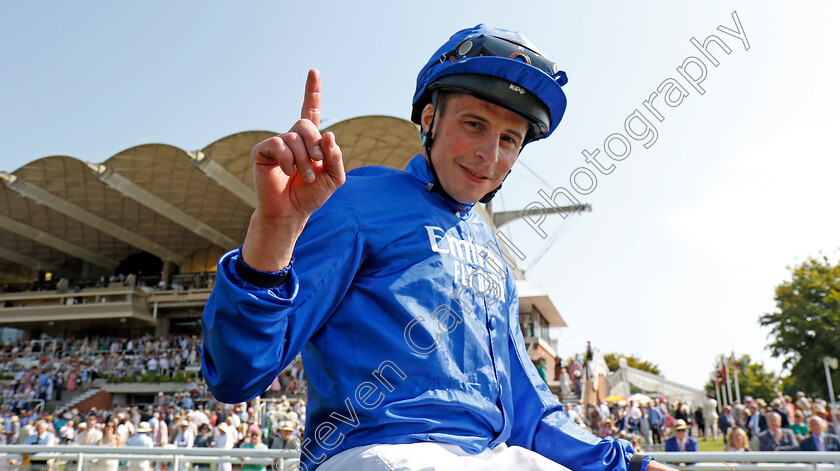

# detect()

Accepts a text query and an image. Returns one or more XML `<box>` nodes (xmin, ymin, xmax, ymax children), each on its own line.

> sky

<box><xmin>2</xmin><ymin>2</ymin><xmax>839</xmax><ymax>392</ymax></box>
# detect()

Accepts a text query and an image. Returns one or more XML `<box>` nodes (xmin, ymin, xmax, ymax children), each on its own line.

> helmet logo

<box><xmin>509</xmin><ymin>83</ymin><xmax>526</xmax><ymax>95</ymax></box>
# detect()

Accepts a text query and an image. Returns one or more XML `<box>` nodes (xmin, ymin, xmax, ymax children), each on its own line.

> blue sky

<box><xmin>2</xmin><ymin>2</ymin><xmax>839</xmax><ymax>392</ymax></box>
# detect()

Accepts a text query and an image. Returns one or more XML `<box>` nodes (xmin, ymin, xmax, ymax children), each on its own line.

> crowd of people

<box><xmin>559</xmin><ymin>392</ymin><xmax>840</xmax><ymax>453</ymax></box>
<box><xmin>0</xmin><ymin>335</ymin><xmax>206</xmax><ymax>411</ymax></box>
<box><xmin>0</xmin><ymin>394</ymin><xmax>306</xmax><ymax>470</ymax></box>
<box><xmin>2</xmin><ymin>331</ymin><xmax>837</xmax><ymax>470</ymax></box>
<box><xmin>0</xmin><ymin>271</ymin><xmax>215</xmax><ymax>295</ymax></box>
<box><xmin>0</xmin><ymin>335</ymin><xmax>308</xmax><ymax>470</ymax></box>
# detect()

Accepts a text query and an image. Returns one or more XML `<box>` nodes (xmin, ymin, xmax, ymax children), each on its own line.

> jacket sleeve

<box><xmin>201</xmin><ymin>191</ymin><xmax>366</xmax><ymax>404</ymax></box>
<box><xmin>505</xmin><ymin>298</ymin><xmax>650</xmax><ymax>471</ymax></box>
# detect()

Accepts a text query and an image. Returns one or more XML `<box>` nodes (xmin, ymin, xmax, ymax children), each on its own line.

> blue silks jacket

<box><xmin>202</xmin><ymin>155</ymin><xmax>647</xmax><ymax>471</ymax></box>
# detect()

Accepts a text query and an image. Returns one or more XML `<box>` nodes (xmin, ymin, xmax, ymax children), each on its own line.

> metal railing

<box><xmin>2</xmin><ymin>446</ymin><xmax>839</xmax><ymax>471</ymax></box>
<box><xmin>649</xmin><ymin>451</ymin><xmax>840</xmax><ymax>470</ymax></box>
<box><xmin>0</xmin><ymin>445</ymin><xmax>301</xmax><ymax>471</ymax></box>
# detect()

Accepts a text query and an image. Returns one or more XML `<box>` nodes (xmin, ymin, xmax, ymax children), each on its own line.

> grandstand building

<box><xmin>0</xmin><ymin>116</ymin><xmax>566</xmax><ymax>367</ymax></box>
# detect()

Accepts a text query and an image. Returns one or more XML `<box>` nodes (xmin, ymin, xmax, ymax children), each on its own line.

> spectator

<box><xmin>71</xmin><ymin>421</ymin><xmax>88</xmax><ymax>445</ymax></box>
<box><xmin>92</xmin><ymin>418</ymin><xmax>121</xmax><ymax>471</ymax></box>
<box><xmin>269</xmin><ymin>421</ymin><xmax>300</xmax><ymax>450</ymax></box>
<box><xmin>80</xmin><ymin>414</ymin><xmax>102</xmax><ymax>445</ymax></box>
<box><xmin>771</xmin><ymin>398</ymin><xmax>791</xmax><ymax>428</ymax></box>
<box><xmin>214</xmin><ymin>422</ymin><xmax>235</xmax><ymax>471</ymax></box>
<box><xmin>664</xmin><ymin>420</ymin><xmax>698</xmax><ymax>452</ymax></box>
<box><xmin>599</xmin><ymin>418</ymin><xmax>617</xmax><ymax>438</ymax></box>
<box><xmin>758</xmin><ymin>411</ymin><xmax>798</xmax><ymax>451</ymax></box>
<box><xmin>627</xmin><ymin>434</ymin><xmax>643</xmax><ymax>453</ymax></box>
<box><xmin>755</xmin><ymin>398</ymin><xmax>769</xmax><ymax>431</ymax></box>
<box><xmin>732</xmin><ymin>401</ymin><xmax>746</xmax><ymax>428</ymax></box>
<box><xmin>649</xmin><ymin>399</ymin><xmax>666</xmax><ymax>444</ymax></box>
<box><xmin>745</xmin><ymin>401</ymin><xmax>763</xmax><ymax>438</ymax></box>
<box><xmin>125</xmin><ymin>421</ymin><xmax>155</xmax><ymax>471</ymax></box>
<box><xmin>719</xmin><ymin>405</ymin><xmax>735</xmax><ymax>444</ymax></box>
<box><xmin>153</xmin><ymin>412</ymin><xmax>168</xmax><ymax>448</ymax></box>
<box><xmin>7</xmin><ymin>415</ymin><xmax>20</xmax><ymax>444</ymax></box>
<box><xmin>193</xmin><ymin>423</ymin><xmax>215</xmax><ymax>470</ymax></box>
<box><xmin>116</xmin><ymin>412</ymin><xmax>133</xmax><ymax>444</ymax></box>
<box><xmin>674</xmin><ymin>401</ymin><xmax>691</xmax><ymax>430</ymax></box>
<box><xmin>240</xmin><ymin>430</ymin><xmax>268</xmax><ymax>471</ymax></box>
<box><xmin>22</xmin><ymin>419</ymin><xmax>57</xmax><ymax>469</ymax></box>
<box><xmin>58</xmin><ymin>418</ymin><xmax>76</xmax><ymax>444</ymax></box>
<box><xmin>639</xmin><ymin>405</ymin><xmax>652</xmax><ymax>445</ymax></box>
<box><xmin>173</xmin><ymin>420</ymin><xmax>194</xmax><ymax>471</ymax></box>
<box><xmin>783</xmin><ymin>395</ymin><xmax>796</xmax><ymax>424</ymax></box>
<box><xmin>626</xmin><ymin>401</ymin><xmax>642</xmax><ymax>433</ymax></box>
<box><xmin>790</xmin><ymin>410</ymin><xmax>808</xmax><ymax>439</ymax></box>
<box><xmin>693</xmin><ymin>406</ymin><xmax>705</xmax><ymax>440</ymax></box>
<box><xmin>799</xmin><ymin>416</ymin><xmax>840</xmax><ymax>451</ymax></box>
<box><xmin>724</xmin><ymin>427</ymin><xmax>750</xmax><ymax>452</ymax></box>
<box><xmin>795</xmin><ymin>392</ymin><xmax>812</xmax><ymax>416</ymax></box>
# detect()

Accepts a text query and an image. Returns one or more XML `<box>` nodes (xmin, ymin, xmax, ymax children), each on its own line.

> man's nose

<box><xmin>475</xmin><ymin>135</ymin><xmax>501</xmax><ymax>163</ymax></box>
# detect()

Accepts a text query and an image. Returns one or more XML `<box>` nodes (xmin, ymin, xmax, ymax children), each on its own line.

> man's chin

<box><xmin>446</xmin><ymin>185</ymin><xmax>491</xmax><ymax>205</ymax></box>
<box><xmin>451</xmin><ymin>192</ymin><xmax>481</xmax><ymax>205</ymax></box>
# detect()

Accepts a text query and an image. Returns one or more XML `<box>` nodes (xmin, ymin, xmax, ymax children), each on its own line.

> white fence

<box><xmin>2</xmin><ymin>447</ymin><xmax>839</xmax><ymax>471</ymax></box>
<box><xmin>0</xmin><ymin>445</ymin><xmax>301</xmax><ymax>470</ymax></box>
<box><xmin>650</xmin><ymin>451</ymin><xmax>840</xmax><ymax>471</ymax></box>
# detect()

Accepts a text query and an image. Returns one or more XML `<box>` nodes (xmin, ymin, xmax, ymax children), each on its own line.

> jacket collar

<box><xmin>405</xmin><ymin>154</ymin><xmax>476</xmax><ymax>215</ymax></box>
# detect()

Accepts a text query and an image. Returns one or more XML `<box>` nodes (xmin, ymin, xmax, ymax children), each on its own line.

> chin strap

<box><xmin>479</xmin><ymin>171</ymin><xmax>509</xmax><ymax>203</ymax></box>
<box><xmin>423</xmin><ymin>89</ymin><xmax>505</xmax><ymax>205</ymax></box>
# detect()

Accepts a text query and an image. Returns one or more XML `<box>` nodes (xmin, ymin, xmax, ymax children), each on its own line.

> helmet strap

<box><xmin>479</xmin><ymin>171</ymin><xmax>509</xmax><ymax>204</ymax></box>
<box><xmin>423</xmin><ymin>90</ymin><xmax>458</xmax><ymax>204</ymax></box>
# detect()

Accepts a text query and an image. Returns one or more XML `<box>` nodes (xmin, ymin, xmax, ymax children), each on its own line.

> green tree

<box><xmin>704</xmin><ymin>354</ymin><xmax>779</xmax><ymax>402</ymax></box>
<box><xmin>603</xmin><ymin>352</ymin><xmax>661</xmax><ymax>375</ymax></box>
<box><xmin>759</xmin><ymin>256</ymin><xmax>840</xmax><ymax>398</ymax></box>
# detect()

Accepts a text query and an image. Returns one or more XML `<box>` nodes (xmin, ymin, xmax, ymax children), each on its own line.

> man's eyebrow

<box><xmin>462</xmin><ymin>113</ymin><xmax>526</xmax><ymax>141</ymax></box>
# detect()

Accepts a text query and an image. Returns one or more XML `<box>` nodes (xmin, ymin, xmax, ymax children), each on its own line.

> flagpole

<box><xmin>723</xmin><ymin>354</ymin><xmax>733</xmax><ymax>405</ymax></box>
<box><xmin>732</xmin><ymin>352</ymin><xmax>742</xmax><ymax>404</ymax></box>
<box><xmin>714</xmin><ymin>373</ymin><xmax>723</xmax><ymax>413</ymax></box>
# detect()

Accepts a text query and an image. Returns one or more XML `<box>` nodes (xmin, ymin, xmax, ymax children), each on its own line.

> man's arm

<box><xmin>504</xmin><ymin>298</ymin><xmax>678</xmax><ymax>471</ymax></box>
<box><xmin>201</xmin><ymin>70</ymin><xmax>356</xmax><ymax>403</ymax></box>
<box><xmin>201</xmin><ymin>195</ymin><xmax>365</xmax><ymax>403</ymax></box>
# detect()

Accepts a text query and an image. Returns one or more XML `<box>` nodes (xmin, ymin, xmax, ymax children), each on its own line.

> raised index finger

<box><xmin>301</xmin><ymin>69</ymin><xmax>321</xmax><ymax>129</ymax></box>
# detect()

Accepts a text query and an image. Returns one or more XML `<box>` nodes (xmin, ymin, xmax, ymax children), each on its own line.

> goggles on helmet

<box><xmin>437</xmin><ymin>34</ymin><xmax>568</xmax><ymax>87</ymax></box>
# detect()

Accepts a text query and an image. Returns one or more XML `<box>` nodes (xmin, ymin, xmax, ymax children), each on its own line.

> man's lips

<box><xmin>460</xmin><ymin>165</ymin><xmax>490</xmax><ymax>181</ymax></box>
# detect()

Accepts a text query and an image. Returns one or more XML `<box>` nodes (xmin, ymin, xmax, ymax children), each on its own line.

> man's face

<box><xmin>767</xmin><ymin>413</ymin><xmax>781</xmax><ymax>430</ymax></box>
<box><xmin>422</xmin><ymin>93</ymin><xmax>529</xmax><ymax>204</ymax></box>
<box><xmin>808</xmin><ymin>416</ymin><xmax>824</xmax><ymax>435</ymax></box>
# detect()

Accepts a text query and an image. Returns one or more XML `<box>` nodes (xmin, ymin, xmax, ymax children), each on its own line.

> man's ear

<box><xmin>420</xmin><ymin>103</ymin><xmax>435</xmax><ymax>134</ymax></box>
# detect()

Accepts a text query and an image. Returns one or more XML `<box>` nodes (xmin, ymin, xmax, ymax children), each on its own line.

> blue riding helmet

<box><xmin>412</xmin><ymin>24</ymin><xmax>568</xmax><ymax>143</ymax></box>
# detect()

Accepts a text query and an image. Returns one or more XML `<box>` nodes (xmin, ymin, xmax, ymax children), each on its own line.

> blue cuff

<box><xmin>233</xmin><ymin>248</ymin><xmax>293</xmax><ymax>288</ymax></box>
<box><xmin>633</xmin><ymin>454</ymin><xmax>653</xmax><ymax>471</ymax></box>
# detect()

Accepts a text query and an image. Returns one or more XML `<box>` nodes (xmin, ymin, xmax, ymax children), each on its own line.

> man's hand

<box><xmin>242</xmin><ymin>69</ymin><xmax>345</xmax><ymax>271</ymax></box>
